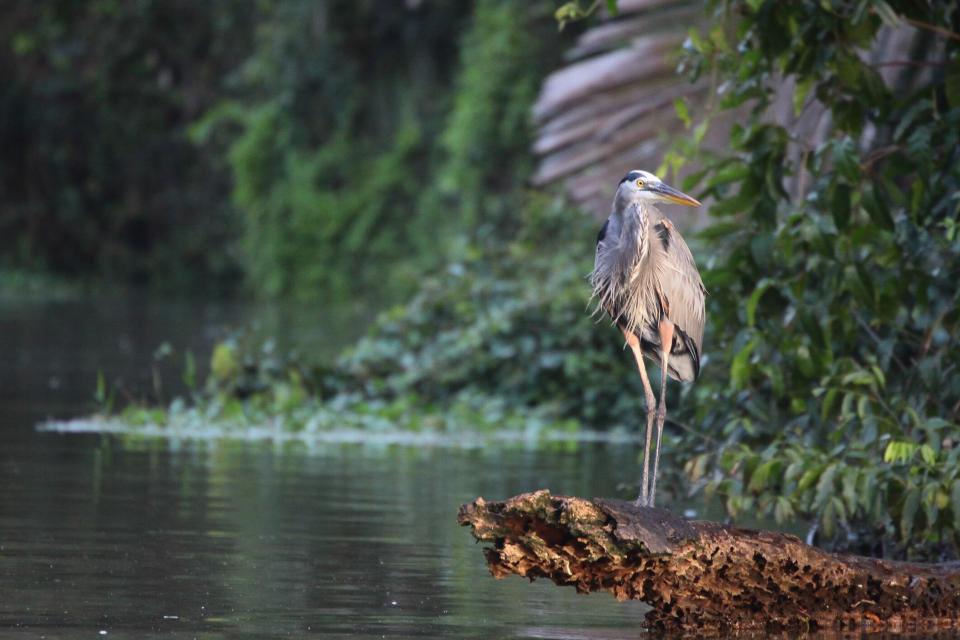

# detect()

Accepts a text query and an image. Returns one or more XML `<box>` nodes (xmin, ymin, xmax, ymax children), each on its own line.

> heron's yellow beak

<box><xmin>655</xmin><ymin>182</ymin><xmax>701</xmax><ymax>207</ymax></box>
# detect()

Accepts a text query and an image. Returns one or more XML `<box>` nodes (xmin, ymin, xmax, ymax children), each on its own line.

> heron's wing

<box><xmin>595</xmin><ymin>218</ymin><xmax>610</xmax><ymax>245</ymax></box>
<box><xmin>651</xmin><ymin>217</ymin><xmax>706</xmax><ymax>362</ymax></box>
<box><xmin>590</xmin><ymin>215</ymin><xmax>623</xmax><ymax>320</ymax></box>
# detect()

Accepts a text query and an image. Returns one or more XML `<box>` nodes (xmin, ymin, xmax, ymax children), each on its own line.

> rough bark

<box><xmin>457</xmin><ymin>490</ymin><xmax>960</xmax><ymax>634</ymax></box>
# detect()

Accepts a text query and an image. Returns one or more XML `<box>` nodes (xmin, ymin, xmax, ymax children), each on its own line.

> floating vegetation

<box><xmin>40</xmin><ymin>417</ymin><xmax>633</xmax><ymax>449</ymax></box>
<box><xmin>45</xmin><ymin>196</ymin><xmax>637</xmax><ymax>448</ymax></box>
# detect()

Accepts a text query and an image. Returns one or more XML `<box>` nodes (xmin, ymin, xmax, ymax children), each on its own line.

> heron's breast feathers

<box><xmin>600</xmin><ymin>221</ymin><xmax>703</xmax><ymax>330</ymax></box>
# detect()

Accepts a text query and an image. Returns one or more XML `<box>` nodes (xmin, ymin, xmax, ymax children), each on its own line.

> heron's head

<box><xmin>616</xmin><ymin>170</ymin><xmax>701</xmax><ymax>207</ymax></box>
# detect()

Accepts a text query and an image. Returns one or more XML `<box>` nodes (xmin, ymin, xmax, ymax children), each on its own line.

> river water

<box><xmin>0</xmin><ymin>293</ymin><xmax>651</xmax><ymax>638</ymax></box>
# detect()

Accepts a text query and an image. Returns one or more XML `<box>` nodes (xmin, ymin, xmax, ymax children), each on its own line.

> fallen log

<box><xmin>457</xmin><ymin>490</ymin><xmax>960</xmax><ymax>634</ymax></box>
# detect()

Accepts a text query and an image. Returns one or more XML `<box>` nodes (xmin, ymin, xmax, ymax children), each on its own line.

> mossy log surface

<box><xmin>457</xmin><ymin>490</ymin><xmax>960</xmax><ymax>634</ymax></box>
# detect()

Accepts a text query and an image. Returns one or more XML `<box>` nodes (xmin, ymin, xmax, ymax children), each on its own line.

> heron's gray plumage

<box><xmin>589</xmin><ymin>169</ymin><xmax>706</xmax><ymax>507</ymax></box>
<box><xmin>591</xmin><ymin>197</ymin><xmax>705</xmax><ymax>381</ymax></box>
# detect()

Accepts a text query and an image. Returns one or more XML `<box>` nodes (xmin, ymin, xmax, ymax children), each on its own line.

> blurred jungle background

<box><xmin>2</xmin><ymin>1</ymin><xmax>960</xmax><ymax>634</ymax></box>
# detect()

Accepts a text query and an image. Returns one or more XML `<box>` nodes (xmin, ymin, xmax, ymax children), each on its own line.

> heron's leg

<box><xmin>650</xmin><ymin>319</ymin><xmax>674</xmax><ymax>508</ymax></box>
<box><xmin>624</xmin><ymin>330</ymin><xmax>656</xmax><ymax>507</ymax></box>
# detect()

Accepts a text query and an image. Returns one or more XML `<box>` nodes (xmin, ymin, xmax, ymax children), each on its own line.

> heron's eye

<box><xmin>635</xmin><ymin>179</ymin><xmax>645</xmax><ymax>188</ymax></box>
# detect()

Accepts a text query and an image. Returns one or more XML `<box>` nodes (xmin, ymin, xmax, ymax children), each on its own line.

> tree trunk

<box><xmin>457</xmin><ymin>490</ymin><xmax>960</xmax><ymax>633</ymax></box>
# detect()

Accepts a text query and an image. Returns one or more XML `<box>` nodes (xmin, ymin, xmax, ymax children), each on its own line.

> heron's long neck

<box><xmin>617</xmin><ymin>201</ymin><xmax>650</xmax><ymax>267</ymax></box>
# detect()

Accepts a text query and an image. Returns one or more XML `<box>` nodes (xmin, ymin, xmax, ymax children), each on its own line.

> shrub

<box><xmin>674</xmin><ymin>0</ymin><xmax>960</xmax><ymax>559</ymax></box>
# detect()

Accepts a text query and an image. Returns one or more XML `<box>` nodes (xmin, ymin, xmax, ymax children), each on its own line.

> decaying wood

<box><xmin>457</xmin><ymin>490</ymin><xmax>960</xmax><ymax>634</ymax></box>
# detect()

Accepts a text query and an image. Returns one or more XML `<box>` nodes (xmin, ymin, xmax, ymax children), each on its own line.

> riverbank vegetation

<box><xmin>2</xmin><ymin>1</ymin><xmax>563</xmax><ymax>300</ymax></box>
<box><xmin>675</xmin><ymin>1</ymin><xmax>960</xmax><ymax>561</ymax></box>
<box><xmin>16</xmin><ymin>1</ymin><xmax>960</xmax><ymax>560</ymax></box>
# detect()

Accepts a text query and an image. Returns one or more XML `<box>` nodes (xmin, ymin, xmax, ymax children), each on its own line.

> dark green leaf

<box><xmin>900</xmin><ymin>486</ymin><xmax>920</xmax><ymax>540</ymax></box>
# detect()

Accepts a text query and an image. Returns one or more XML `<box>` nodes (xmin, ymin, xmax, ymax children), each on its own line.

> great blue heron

<box><xmin>590</xmin><ymin>169</ymin><xmax>705</xmax><ymax>508</ymax></box>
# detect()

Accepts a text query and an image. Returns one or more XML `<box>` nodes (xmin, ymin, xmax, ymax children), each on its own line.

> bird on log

<box><xmin>590</xmin><ymin>170</ymin><xmax>705</xmax><ymax>507</ymax></box>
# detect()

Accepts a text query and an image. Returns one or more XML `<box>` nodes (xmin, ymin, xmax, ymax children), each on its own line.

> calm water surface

<box><xmin>1</xmin><ymin>294</ymin><xmax>650</xmax><ymax>638</ymax></box>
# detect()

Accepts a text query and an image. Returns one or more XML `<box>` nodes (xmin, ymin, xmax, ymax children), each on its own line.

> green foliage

<box><xmin>3</xmin><ymin>1</ymin><xmax>562</xmax><ymax>300</ymax></box>
<box><xmin>555</xmin><ymin>1</ymin><xmax>618</xmax><ymax>30</ymax></box>
<box><xmin>57</xmin><ymin>0</ymin><xmax>960</xmax><ymax>562</ymax></box>
<box><xmin>1</xmin><ymin>0</ymin><xmax>254</xmax><ymax>288</ymax></box>
<box><xmin>433</xmin><ymin>2</ymin><xmax>559</xmax><ymax>239</ymax></box>
<box><xmin>675</xmin><ymin>0</ymin><xmax>960</xmax><ymax>559</ymax></box>
<box><xmin>192</xmin><ymin>0</ymin><xmax>563</xmax><ymax>301</ymax></box>
<box><xmin>211</xmin><ymin>342</ymin><xmax>241</xmax><ymax>385</ymax></box>
<box><xmin>191</xmin><ymin>1</ymin><xmax>463</xmax><ymax>300</ymax></box>
<box><xmin>0</xmin><ymin>268</ymin><xmax>78</xmax><ymax>298</ymax></box>
<box><xmin>114</xmin><ymin>195</ymin><xmax>641</xmax><ymax>440</ymax></box>
<box><xmin>94</xmin><ymin>371</ymin><xmax>114</xmax><ymax>414</ymax></box>
<box><xmin>335</xmin><ymin>193</ymin><xmax>639</xmax><ymax>430</ymax></box>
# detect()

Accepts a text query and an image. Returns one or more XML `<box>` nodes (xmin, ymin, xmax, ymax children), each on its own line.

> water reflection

<box><xmin>1</xmin><ymin>435</ymin><xmax>650</xmax><ymax>638</ymax></box>
<box><xmin>0</xmin><ymin>293</ymin><xmax>804</xmax><ymax>639</ymax></box>
<box><xmin>0</xmin><ymin>292</ymin><xmax>368</xmax><ymax>428</ymax></box>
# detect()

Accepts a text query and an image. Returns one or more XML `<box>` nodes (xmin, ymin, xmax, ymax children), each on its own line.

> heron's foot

<box><xmin>634</xmin><ymin>491</ymin><xmax>656</xmax><ymax>508</ymax></box>
<box><xmin>635</xmin><ymin>485</ymin><xmax>649</xmax><ymax>508</ymax></box>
